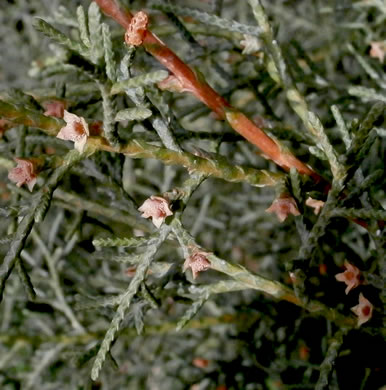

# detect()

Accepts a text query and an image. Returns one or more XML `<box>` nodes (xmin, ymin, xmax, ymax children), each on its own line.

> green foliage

<box><xmin>115</xmin><ymin>107</ymin><xmax>153</xmax><ymax>122</ymax></box>
<box><xmin>331</xmin><ymin>104</ymin><xmax>351</xmax><ymax>150</ymax></box>
<box><xmin>0</xmin><ymin>0</ymin><xmax>385</xmax><ymax>389</ymax></box>
<box><xmin>102</xmin><ymin>23</ymin><xmax>116</xmax><ymax>82</ymax></box>
<box><xmin>93</xmin><ymin>235</ymin><xmax>150</xmax><ymax>248</ymax></box>
<box><xmin>150</xmin><ymin>1</ymin><xmax>263</xmax><ymax>37</ymax></box>
<box><xmin>76</xmin><ymin>5</ymin><xmax>91</xmax><ymax>49</ymax></box>
<box><xmin>99</xmin><ymin>82</ymin><xmax>119</xmax><ymax>145</ymax></box>
<box><xmin>110</xmin><ymin>70</ymin><xmax>169</xmax><ymax>94</ymax></box>
<box><xmin>33</xmin><ymin>18</ymin><xmax>89</xmax><ymax>59</ymax></box>
<box><xmin>349</xmin><ymin>86</ymin><xmax>386</xmax><ymax>104</ymax></box>
<box><xmin>91</xmin><ymin>226</ymin><xmax>171</xmax><ymax>380</ymax></box>
<box><xmin>0</xmin><ymin>209</ymin><xmax>36</xmax><ymax>302</ymax></box>
<box><xmin>176</xmin><ymin>289</ymin><xmax>210</xmax><ymax>331</ymax></box>
<box><xmin>315</xmin><ymin>329</ymin><xmax>347</xmax><ymax>390</ymax></box>
<box><xmin>88</xmin><ymin>2</ymin><xmax>104</xmax><ymax>64</ymax></box>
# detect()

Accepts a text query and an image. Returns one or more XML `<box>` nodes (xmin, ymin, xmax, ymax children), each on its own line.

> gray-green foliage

<box><xmin>115</xmin><ymin>107</ymin><xmax>152</xmax><ymax>122</ymax></box>
<box><xmin>0</xmin><ymin>0</ymin><xmax>385</xmax><ymax>389</ymax></box>
<box><xmin>33</xmin><ymin>18</ymin><xmax>90</xmax><ymax>59</ymax></box>
<box><xmin>76</xmin><ymin>5</ymin><xmax>91</xmax><ymax>49</ymax></box>
<box><xmin>110</xmin><ymin>70</ymin><xmax>169</xmax><ymax>94</ymax></box>
<box><xmin>102</xmin><ymin>23</ymin><xmax>116</xmax><ymax>82</ymax></box>
<box><xmin>88</xmin><ymin>2</ymin><xmax>104</xmax><ymax>64</ymax></box>
<box><xmin>150</xmin><ymin>1</ymin><xmax>263</xmax><ymax>37</ymax></box>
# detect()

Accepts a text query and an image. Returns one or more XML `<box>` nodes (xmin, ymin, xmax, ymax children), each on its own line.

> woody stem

<box><xmin>0</xmin><ymin>100</ymin><xmax>284</xmax><ymax>188</ymax></box>
<box><xmin>92</xmin><ymin>0</ymin><xmax>321</xmax><ymax>181</ymax></box>
<box><xmin>171</xmin><ymin>218</ymin><xmax>357</xmax><ymax>329</ymax></box>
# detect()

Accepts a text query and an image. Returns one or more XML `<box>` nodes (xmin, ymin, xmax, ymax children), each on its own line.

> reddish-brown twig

<box><xmin>93</xmin><ymin>0</ymin><xmax>320</xmax><ymax>181</ymax></box>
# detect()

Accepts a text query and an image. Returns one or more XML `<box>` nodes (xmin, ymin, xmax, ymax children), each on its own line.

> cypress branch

<box><xmin>114</xmin><ymin>107</ymin><xmax>152</xmax><ymax>122</ymax></box>
<box><xmin>176</xmin><ymin>290</ymin><xmax>210</xmax><ymax>331</ymax></box>
<box><xmin>91</xmin><ymin>226</ymin><xmax>171</xmax><ymax>380</ymax></box>
<box><xmin>76</xmin><ymin>5</ymin><xmax>91</xmax><ymax>48</ymax></box>
<box><xmin>110</xmin><ymin>70</ymin><xmax>169</xmax><ymax>95</ymax></box>
<box><xmin>150</xmin><ymin>1</ymin><xmax>262</xmax><ymax>37</ymax></box>
<box><xmin>348</xmin><ymin>86</ymin><xmax>386</xmax><ymax>103</ymax></box>
<box><xmin>331</xmin><ymin>105</ymin><xmax>351</xmax><ymax>150</ymax></box>
<box><xmin>33</xmin><ymin>18</ymin><xmax>89</xmax><ymax>58</ymax></box>
<box><xmin>102</xmin><ymin>23</ymin><xmax>116</xmax><ymax>81</ymax></box>
<box><xmin>0</xmin><ymin>150</ymin><xmax>86</xmax><ymax>302</ymax></box>
<box><xmin>92</xmin><ymin>236</ymin><xmax>150</xmax><ymax>248</ymax></box>
<box><xmin>88</xmin><ymin>2</ymin><xmax>104</xmax><ymax>64</ymax></box>
<box><xmin>315</xmin><ymin>329</ymin><xmax>347</xmax><ymax>390</ymax></box>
